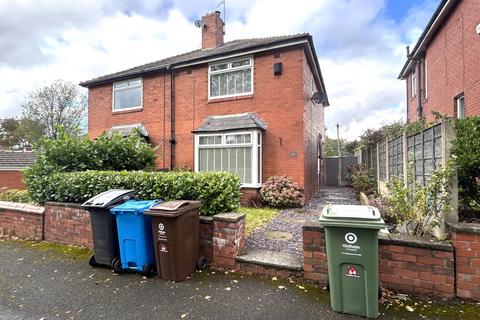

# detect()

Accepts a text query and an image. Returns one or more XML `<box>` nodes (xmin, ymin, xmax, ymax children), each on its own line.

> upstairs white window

<box><xmin>195</xmin><ymin>131</ymin><xmax>262</xmax><ymax>187</ymax></box>
<box><xmin>113</xmin><ymin>78</ymin><xmax>142</xmax><ymax>111</ymax></box>
<box><xmin>411</xmin><ymin>71</ymin><xmax>417</xmax><ymax>98</ymax></box>
<box><xmin>209</xmin><ymin>57</ymin><xmax>253</xmax><ymax>99</ymax></box>
<box><xmin>456</xmin><ymin>95</ymin><xmax>465</xmax><ymax>119</ymax></box>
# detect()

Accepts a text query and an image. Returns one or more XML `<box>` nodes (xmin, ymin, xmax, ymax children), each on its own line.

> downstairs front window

<box><xmin>194</xmin><ymin>131</ymin><xmax>262</xmax><ymax>187</ymax></box>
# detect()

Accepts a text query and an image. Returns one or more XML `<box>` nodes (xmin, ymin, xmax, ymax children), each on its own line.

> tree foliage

<box><xmin>21</xmin><ymin>80</ymin><xmax>87</xmax><ymax>139</ymax></box>
<box><xmin>0</xmin><ymin>118</ymin><xmax>22</xmax><ymax>148</ymax></box>
<box><xmin>324</xmin><ymin>136</ymin><xmax>358</xmax><ymax>156</ymax></box>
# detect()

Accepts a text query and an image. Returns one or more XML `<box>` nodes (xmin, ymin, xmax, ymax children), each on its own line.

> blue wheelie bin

<box><xmin>110</xmin><ymin>200</ymin><xmax>162</xmax><ymax>276</ymax></box>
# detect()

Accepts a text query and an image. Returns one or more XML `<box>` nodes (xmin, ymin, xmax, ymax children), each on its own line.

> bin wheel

<box><xmin>88</xmin><ymin>254</ymin><xmax>98</xmax><ymax>267</ymax></box>
<box><xmin>111</xmin><ymin>258</ymin><xmax>122</xmax><ymax>274</ymax></box>
<box><xmin>196</xmin><ymin>256</ymin><xmax>208</xmax><ymax>270</ymax></box>
<box><xmin>142</xmin><ymin>264</ymin><xmax>155</xmax><ymax>277</ymax></box>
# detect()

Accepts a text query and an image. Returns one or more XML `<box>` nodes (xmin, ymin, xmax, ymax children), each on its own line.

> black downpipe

<box><xmin>169</xmin><ymin>67</ymin><xmax>175</xmax><ymax>170</ymax></box>
<box><xmin>416</xmin><ymin>59</ymin><xmax>423</xmax><ymax>118</ymax></box>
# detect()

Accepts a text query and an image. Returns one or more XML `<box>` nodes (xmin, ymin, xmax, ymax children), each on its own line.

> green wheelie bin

<box><xmin>319</xmin><ymin>204</ymin><xmax>385</xmax><ymax>318</ymax></box>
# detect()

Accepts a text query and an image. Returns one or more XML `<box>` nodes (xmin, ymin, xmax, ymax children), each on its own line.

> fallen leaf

<box><xmin>225</xmin><ymin>287</ymin><xmax>231</xmax><ymax>291</ymax></box>
<box><xmin>406</xmin><ymin>306</ymin><xmax>414</xmax><ymax>312</ymax></box>
<box><xmin>271</xmin><ymin>276</ymin><xmax>278</xmax><ymax>281</ymax></box>
<box><xmin>278</xmin><ymin>285</ymin><xmax>286</xmax><ymax>290</ymax></box>
<box><xmin>297</xmin><ymin>285</ymin><xmax>305</xmax><ymax>290</ymax></box>
<box><xmin>181</xmin><ymin>314</ymin><xmax>187</xmax><ymax>318</ymax></box>
<box><xmin>205</xmin><ymin>296</ymin><xmax>211</xmax><ymax>300</ymax></box>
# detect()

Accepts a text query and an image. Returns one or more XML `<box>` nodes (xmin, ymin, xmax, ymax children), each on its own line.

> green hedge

<box><xmin>0</xmin><ymin>189</ymin><xmax>31</xmax><ymax>203</ymax></box>
<box><xmin>452</xmin><ymin>116</ymin><xmax>480</xmax><ymax>208</ymax></box>
<box><xmin>31</xmin><ymin>170</ymin><xmax>240</xmax><ymax>216</ymax></box>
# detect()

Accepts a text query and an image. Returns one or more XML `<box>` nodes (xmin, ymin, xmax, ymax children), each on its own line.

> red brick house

<box><xmin>0</xmin><ymin>150</ymin><xmax>36</xmax><ymax>189</ymax></box>
<box><xmin>80</xmin><ymin>12</ymin><xmax>329</xmax><ymax>201</ymax></box>
<box><xmin>399</xmin><ymin>0</ymin><xmax>480</xmax><ymax>122</ymax></box>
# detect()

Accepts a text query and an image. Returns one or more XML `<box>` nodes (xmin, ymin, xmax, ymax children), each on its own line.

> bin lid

<box><xmin>319</xmin><ymin>205</ymin><xmax>385</xmax><ymax>229</ymax></box>
<box><xmin>110</xmin><ymin>200</ymin><xmax>160</xmax><ymax>215</ymax></box>
<box><xmin>145</xmin><ymin>200</ymin><xmax>201</xmax><ymax>217</ymax></box>
<box><xmin>81</xmin><ymin>189</ymin><xmax>135</xmax><ymax>208</ymax></box>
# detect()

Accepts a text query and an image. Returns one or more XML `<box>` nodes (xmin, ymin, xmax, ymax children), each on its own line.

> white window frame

<box><xmin>208</xmin><ymin>56</ymin><xmax>254</xmax><ymax>100</ymax></box>
<box><xmin>411</xmin><ymin>71</ymin><xmax>417</xmax><ymax>98</ymax></box>
<box><xmin>456</xmin><ymin>95</ymin><xmax>465</xmax><ymax>119</ymax></box>
<box><xmin>194</xmin><ymin>130</ymin><xmax>262</xmax><ymax>188</ymax></box>
<box><xmin>112</xmin><ymin>78</ymin><xmax>143</xmax><ymax>112</ymax></box>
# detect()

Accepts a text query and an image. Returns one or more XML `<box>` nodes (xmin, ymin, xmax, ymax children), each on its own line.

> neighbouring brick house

<box><xmin>399</xmin><ymin>0</ymin><xmax>480</xmax><ymax>123</ymax></box>
<box><xmin>0</xmin><ymin>149</ymin><xmax>36</xmax><ymax>189</ymax></box>
<box><xmin>81</xmin><ymin>11</ymin><xmax>329</xmax><ymax>201</ymax></box>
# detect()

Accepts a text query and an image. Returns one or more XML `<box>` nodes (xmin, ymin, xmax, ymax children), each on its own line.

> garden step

<box><xmin>236</xmin><ymin>248</ymin><xmax>303</xmax><ymax>271</ymax></box>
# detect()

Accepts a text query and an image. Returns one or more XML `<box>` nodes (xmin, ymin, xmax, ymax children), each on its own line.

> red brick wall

<box><xmin>44</xmin><ymin>202</ymin><xmax>93</xmax><ymax>249</ymax></box>
<box><xmin>199</xmin><ymin>216</ymin><xmax>213</xmax><ymax>263</ymax></box>
<box><xmin>449</xmin><ymin>224</ymin><xmax>480</xmax><ymax>301</ymax></box>
<box><xmin>302</xmin><ymin>51</ymin><xmax>324</xmax><ymax>199</ymax></box>
<box><xmin>0</xmin><ymin>202</ymin><xmax>44</xmax><ymax>240</ymax></box>
<box><xmin>303</xmin><ymin>226</ymin><xmax>328</xmax><ymax>283</ymax></box>
<box><xmin>379</xmin><ymin>243</ymin><xmax>454</xmax><ymax>298</ymax></box>
<box><xmin>88</xmin><ymin>45</ymin><xmax>323</xmax><ymax>200</ymax></box>
<box><xmin>0</xmin><ymin>170</ymin><xmax>26</xmax><ymax>189</ymax></box>
<box><xmin>407</xmin><ymin>0</ymin><xmax>480</xmax><ymax>122</ymax></box>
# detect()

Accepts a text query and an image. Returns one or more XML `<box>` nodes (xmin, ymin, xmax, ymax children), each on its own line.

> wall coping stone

<box><xmin>45</xmin><ymin>202</ymin><xmax>84</xmax><ymax>209</ymax></box>
<box><xmin>303</xmin><ymin>218</ymin><xmax>324</xmax><ymax>231</ymax></box>
<box><xmin>446</xmin><ymin>221</ymin><xmax>480</xmax><ymax>235</ymax></box>
<box><xmin>213</xmin><ymin>212</ymin><xmax>245</xmax><ymax>223</ymax></box>
<box><xmin>303</xmin><ymin>219</ymin><xmax>452</xmax><ymax>252</ymax></box>
<box><xmin>379</xmin><ymin>233</ymin><xmax>453</xmax><ymax>252</ymax></box>
<box><xmin>199</xmin><ymin>216</ymin><xmax>213</xmax><ymax>224</ymax></box>
<box><xmin>0</xmin><ymin>201</ymin><xmax>44</xmax><ymax>215</ymax></box>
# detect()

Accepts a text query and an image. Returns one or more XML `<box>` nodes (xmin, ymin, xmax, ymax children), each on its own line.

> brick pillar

<box><xmin>302</xmin><ymin>220</ymin><xmax>328</xmax><ymax>283</ymax></box>
<box><xmin>199</xmin><ymin>216</ymin><xmax>213</xmax><ymax>263</ymax></box>
<box><xmin>212</xmin><ymin>212</ymin><xmax>245</xmax><ymax>270</ymax></box>
<box><xmin>448</xmin><ymin>222</ymin><xmax>480</xmax><ymax>301</ymax></box>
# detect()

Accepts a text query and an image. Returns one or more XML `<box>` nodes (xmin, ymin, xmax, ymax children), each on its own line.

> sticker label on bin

<box><xmin>160</xmin><ymin>243</ymin><xmax>168</xmax><ymax>253</ymax></box>
<box><xmin>345</xmin><ymin>265</ymin><xmax>360</xmax><ymax>279</ymax></box>
<box><xmin>158</xmin><ymin>223</ymin><xmax>167</xmax><ymax>240</ymax></box>
<box><xmin>341</xmin><ymin>232</ymin><xmax>362</xmax><ymax>257</ymax></box>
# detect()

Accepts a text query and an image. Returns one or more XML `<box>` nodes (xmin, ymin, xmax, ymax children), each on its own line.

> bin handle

<box><xmin>149</xmin><ymin>199</ymin><xmax>165</xmax><ymax>208</ymax></box>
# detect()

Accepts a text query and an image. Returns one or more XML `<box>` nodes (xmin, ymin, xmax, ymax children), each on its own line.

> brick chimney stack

<box><xmin>201</xmin><ymin>11</ymin><xmax>224</xmax><ymax>49</ymax></box>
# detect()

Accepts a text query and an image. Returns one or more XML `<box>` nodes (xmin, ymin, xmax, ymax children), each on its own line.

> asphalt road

<box><xmin>0</xmin><ymin>241</ymin><xmax>479</xmax><ymax>320</ymax></box>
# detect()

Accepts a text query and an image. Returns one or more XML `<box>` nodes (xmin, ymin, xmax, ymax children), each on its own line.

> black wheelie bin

<box><xmin>81</xmin><ymin>189</ymin><xmax>135</xmax><ymax>268</ymax></box>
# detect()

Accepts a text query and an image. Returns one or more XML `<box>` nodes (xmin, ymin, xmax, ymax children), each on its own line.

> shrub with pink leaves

<box><xmin>260</xmin><ymin>176</ymin><xmax>305</xmax><ymax>208</ymax></box>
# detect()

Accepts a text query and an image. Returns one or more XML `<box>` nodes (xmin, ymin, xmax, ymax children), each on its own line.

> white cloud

<box><xmin>0</xmin><ymin>0</ymin><xmax>437</xmax><ymax>141</ymax></box>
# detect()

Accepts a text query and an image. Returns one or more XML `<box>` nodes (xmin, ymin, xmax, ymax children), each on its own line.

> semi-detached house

<box><xmin>80</xmin><ymin>11</ymin><xmax>329</xmax><ymax>201</ymax></box>
<box><xmin>399</xmin><ymin>0</ymin><xmax>480</xmax><ymax>122</ymax></box>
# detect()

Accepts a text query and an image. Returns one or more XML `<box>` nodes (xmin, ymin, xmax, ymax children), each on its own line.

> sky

<box><xmin>0</xmin><ymin>0</ymin><xmax>440</xmax><ymax>140</ymax></box>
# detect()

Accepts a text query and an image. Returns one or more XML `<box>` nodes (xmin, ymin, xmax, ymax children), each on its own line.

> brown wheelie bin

<box><xmin>144</xmin><ymin>200</ymin><xmax>207</xmax><ymax>281</ymax></box>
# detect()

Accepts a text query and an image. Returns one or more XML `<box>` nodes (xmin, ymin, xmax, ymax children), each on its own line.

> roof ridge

<box><xmin>80</xmin><ymin>33</ymin><xmax>311</xmax><ymax>86</ymax></box>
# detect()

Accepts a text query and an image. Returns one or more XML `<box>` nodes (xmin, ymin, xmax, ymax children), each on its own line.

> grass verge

<box><xmin>239</xmin><ymin>206</ymin><xmax>278</xmax><ymax>235</ymax></box>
